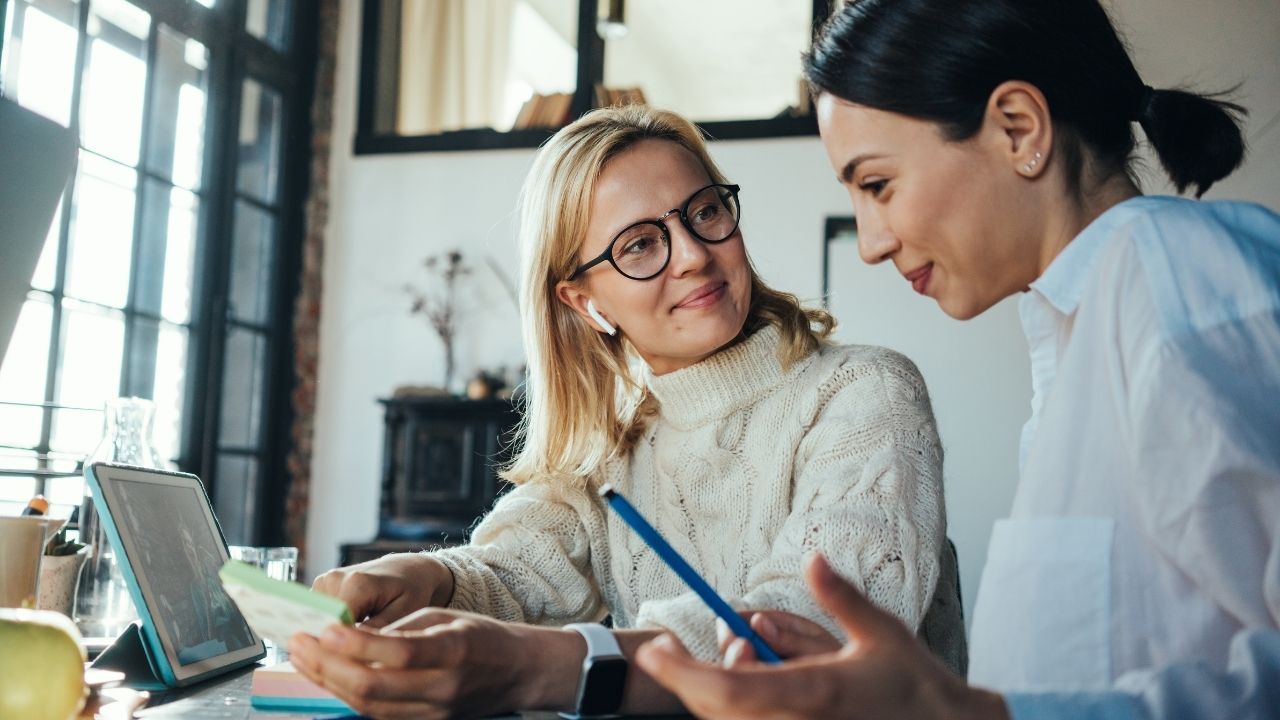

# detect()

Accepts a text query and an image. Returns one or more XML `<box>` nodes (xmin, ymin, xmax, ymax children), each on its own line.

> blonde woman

<box><xmin>291</xmin><ymin>105</ymin><xmax>963</xmax><ymax>719</ymax></box>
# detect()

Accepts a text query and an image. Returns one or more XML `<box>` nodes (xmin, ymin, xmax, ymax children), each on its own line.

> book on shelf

<box><xmin>595</xmin><ymin>85</ymin><xmax>648</xmax><ymax>108</ymax></box>
<box><xmin>511</xmin><ymin>86</ymin><xmax>649</xmax><ymax>131</ymax></box>
<box><xmin>512</xmin><ymin>91</ymin><xmax>574</xmax><ymax>130</ymax></box>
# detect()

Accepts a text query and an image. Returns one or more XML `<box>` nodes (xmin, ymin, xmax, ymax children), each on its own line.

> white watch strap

<box><xmin>565</xmin><ymin>622</ymin><xmax>623</xmax><ymax>660</ymax></box>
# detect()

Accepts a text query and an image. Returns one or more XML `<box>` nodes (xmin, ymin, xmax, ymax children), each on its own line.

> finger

<box><xmin>320</xmin><ymin>623</ymin><xmax>463</xmax><ymax>669</ymax></box>
<box><xmin>361</xmin><ymin>596</ymin><xmax>430</xmax><ymax>629</ymax></box>
<box><xmin>637</xmin><ymin>635</ymin><xmax>817</xmax><ymax>720</ymax></box>
<box><xmin>326</xmin><ymin>572</ymin><xmax>385</xmax><ymax>621</ymax></box>
<box><xmin>749</xmin><ymin>612</ymin><xmax>843</xmax><ymax>657</ymax></box>
<box><xmin>302</xmin><ymin>634</ymin><xmax>452</xmax><ymax>703</ymax></box>
<box><xmin>715</xmin><ymin>618</ymin><xmax>735</xmax><ymax>654</ymax></box>
<box><xmin>723</xmin><ymin>637</ymin><xmax>756</xmax><ymax>668</ymax></box>
<box><xmin>311</xmin><ymin>569</ymin><xmax>340</xmax><ymax>594</ymax></box>
<box><xmin>288</xmin><ymin>634</ymin><xmax>323</xmax><ymax>683</ymax></box>
<box><xmin>380</xmin><ymin>606</ymin><xmax>459</xmax><ymax>633</ymax></box>
<box><xmin>343</xmin><ymin>697</ymin><xmax>449</xmax><ymax>720</ymax></box>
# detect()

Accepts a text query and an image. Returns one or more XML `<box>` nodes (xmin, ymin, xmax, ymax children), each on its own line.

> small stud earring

<box><xmin>1023</xmin><ymin>151</ymin><xmax>1043</xmax><ymax>174</ymax></box>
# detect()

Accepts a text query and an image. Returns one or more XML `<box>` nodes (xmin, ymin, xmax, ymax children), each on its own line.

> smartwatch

<box><xmin>564</xmin><ymin>622</ymin><xmax>628</xmax><ymax>717</ymax></box>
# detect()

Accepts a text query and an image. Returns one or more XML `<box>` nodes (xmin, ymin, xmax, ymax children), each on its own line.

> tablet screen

<box><xmin>113</xmin><ymin>478</ymin><xmax>256</xmax><ymax>664</ymax></box>
<box><xmin>89</xmin><ymin>463</ymin><xmax>264</xmax><ymax>685</ymax></box>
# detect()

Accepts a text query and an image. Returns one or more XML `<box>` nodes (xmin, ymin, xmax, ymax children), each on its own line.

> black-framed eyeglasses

<box><xmin>568</xmin><ymin>183</ymin><xmax>742</xmax><ymax>281</ymax></box>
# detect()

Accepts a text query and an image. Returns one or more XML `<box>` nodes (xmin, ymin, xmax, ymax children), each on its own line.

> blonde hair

<box><xmin>504</xmin><ymin>105</ymin><xmax>834</xmax><ymax>486</ymax></box>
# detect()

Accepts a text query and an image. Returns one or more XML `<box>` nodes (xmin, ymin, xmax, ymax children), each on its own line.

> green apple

<box><xmin>0</xmin><ymin>609</ymin><xmax>87</xmax><ymax>720</ymax></box>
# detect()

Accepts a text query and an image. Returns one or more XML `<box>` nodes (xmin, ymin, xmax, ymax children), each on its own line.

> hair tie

<box><xmin>1135</xmin><ymin>84</ymin><xmax>1157</xmax><ymax>121</ymax></box>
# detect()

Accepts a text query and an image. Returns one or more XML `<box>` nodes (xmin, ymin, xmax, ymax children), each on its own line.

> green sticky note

<box><xmin>219</xmin><ymin>560</ymin><xmax>353</xmax><ymax>649</ymax></box>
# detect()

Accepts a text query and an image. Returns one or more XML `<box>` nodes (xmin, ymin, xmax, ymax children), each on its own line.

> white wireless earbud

<box><xmin>586</xmin><ymin>299</ymin><xmax>617</xmax><ymax>336</ymax></box>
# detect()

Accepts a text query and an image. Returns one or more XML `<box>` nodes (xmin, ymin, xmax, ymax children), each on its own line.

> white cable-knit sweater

<box><xmin>433</xmin><ymin>325</ymin><xmax>957</xmax><ymax>663</ymax></box>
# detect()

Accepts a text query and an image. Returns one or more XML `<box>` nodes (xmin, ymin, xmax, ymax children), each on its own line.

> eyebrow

<box><xmin>608</xmin><ymin>183</ymin><xmax>711</xmax><ymax>238</ymax></box>
<box><xmin>837</xmin><ymin>153</ymin><xmax>886</xmax><ymax>185</ymax></box>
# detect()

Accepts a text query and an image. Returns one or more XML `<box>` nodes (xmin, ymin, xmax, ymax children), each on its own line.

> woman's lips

<box><xmin>904</xmin><ymin>263</ymin><xmax>933</xmax><ymax>295</ymax></box>
<box><xmin>675</xmin><ymin>281</ymin><xmax>727</xmax><ymax>309</ymax></box>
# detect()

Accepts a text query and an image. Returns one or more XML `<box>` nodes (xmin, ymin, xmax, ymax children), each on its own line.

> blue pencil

<box><xmin>599</xmin><ymin>484</ymin><xmax>782</xmax><ymax>664</ymax></box>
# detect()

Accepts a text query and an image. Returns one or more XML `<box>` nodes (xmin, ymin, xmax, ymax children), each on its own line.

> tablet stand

<box><xmin>89</xmin><ymin>621</ymin><xmax>168</xmax><ymax>690</ymax></box>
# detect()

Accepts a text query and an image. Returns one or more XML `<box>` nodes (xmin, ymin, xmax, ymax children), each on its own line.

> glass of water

<box><xmin>228</xmin><ymin>546</ymin><xmax>297</xmax><ymax>582</ymax></box>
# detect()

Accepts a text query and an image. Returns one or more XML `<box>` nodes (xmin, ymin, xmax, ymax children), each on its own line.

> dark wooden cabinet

<box><xmin>339</xmin><ymin>396</ymin><xmax>519</xmax><ymax>566</ymax></box>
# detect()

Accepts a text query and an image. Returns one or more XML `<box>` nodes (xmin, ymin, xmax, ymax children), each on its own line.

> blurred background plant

<box><xmin>405</xmin><ymin>250</ymin><xmax>471</xmax><ymax>391</ymax></box>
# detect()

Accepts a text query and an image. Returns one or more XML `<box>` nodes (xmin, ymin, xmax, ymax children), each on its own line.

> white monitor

<box><xmin>0</xmin><ymin>97</ymin><xmax>77</xmax><ymax>365</ymax></box>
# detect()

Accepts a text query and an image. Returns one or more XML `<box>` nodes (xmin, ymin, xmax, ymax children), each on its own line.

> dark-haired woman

<box><xmin>636</xmin><ymin>0</ymin><xmax>1280</xmax><ymax>717</ymax></box>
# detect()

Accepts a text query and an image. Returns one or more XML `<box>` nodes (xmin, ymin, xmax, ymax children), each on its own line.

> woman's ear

<box><xmin>982</xmin><ymin>80</ymin><xmax>1054</xmax><ymax>178</ymax></box>
<box><xmin>555</xmin><ymin>280</ymin><xmax>616</xmax><ymax>335</ymax></box>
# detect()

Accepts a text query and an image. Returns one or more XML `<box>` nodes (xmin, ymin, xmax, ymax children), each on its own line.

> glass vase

<box><xmin>73</xmin><ymin>397</ymin><xmax>166</xmax><ymax>637</ymax></box>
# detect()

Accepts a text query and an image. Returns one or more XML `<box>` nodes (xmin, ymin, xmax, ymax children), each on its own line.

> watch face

<box><xmin>577</xmin><ymin>657</ymin><xmax>628</xmax><ymax>716</ymax></box>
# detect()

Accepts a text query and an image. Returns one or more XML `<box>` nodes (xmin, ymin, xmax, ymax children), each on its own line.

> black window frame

<box><xmin>0</xmin><ymin>0</ymin><xmax>318</xmax><ymax>546</ymax></box>
<box><xmin>354</xmin><ymin>0</ymin><xmax>834</xmax><ymax>154</ymax></box>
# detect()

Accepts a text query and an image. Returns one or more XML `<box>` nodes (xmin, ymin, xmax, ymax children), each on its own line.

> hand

<box><xmin>289</xmin><ymin>608</ymin><xmax>582</xmax><ymax>720</ymax></box>
<box><xmin>715</xmin><ymin>610</ymin><xmax>843</xmax><ymax>666</ymax></box>
<box><xmin>311</xmin><ymin>553</ymin><xmax>454</xmax><ymax>627</ymax></box>
<box><xmin>637</xmin><ymin>554</ymin><xmax>1010</xmax><ymax>720</ymax></box>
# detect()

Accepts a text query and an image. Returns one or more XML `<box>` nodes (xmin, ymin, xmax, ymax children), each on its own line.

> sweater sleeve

<box><xmin>634</xmin><ymin>349</ymin><xmax>947</xmax><ymax>661</ymax></box>
<box><xmin>430</xmin><ymin>480</ymin><xmax>608</xmax><ymax>626</ymax></box>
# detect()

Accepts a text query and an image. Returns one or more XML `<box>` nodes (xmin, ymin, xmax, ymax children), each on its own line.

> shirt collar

<box><xmin>1029</xmin><ymin>199</ymin><xmax>1137</xmax><ymax>315</ymax></box>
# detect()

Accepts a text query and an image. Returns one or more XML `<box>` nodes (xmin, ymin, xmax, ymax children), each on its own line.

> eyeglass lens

<box><xmin>611</xmin><ymin>185</ymin><xmax>740</xmax><ymax>279</ymax></box>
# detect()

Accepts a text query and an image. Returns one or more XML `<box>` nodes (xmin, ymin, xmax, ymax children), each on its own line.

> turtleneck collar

<box><xmin>644</xmin><ymin>324</ymin><xmax>814</xmax><ymax>428</ymax></box>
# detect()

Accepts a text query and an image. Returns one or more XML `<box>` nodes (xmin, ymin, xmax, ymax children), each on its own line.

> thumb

<box><xmin>804</xmin><ymin>553</ymin><xmax>897</xmax><ymax>644</ymax></box>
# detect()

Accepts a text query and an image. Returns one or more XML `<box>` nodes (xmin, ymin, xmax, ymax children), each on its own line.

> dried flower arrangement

<box><xmin>405</xmin><ymin>250</ymin><xmax>471</xmax><ymax>391</ymax></box>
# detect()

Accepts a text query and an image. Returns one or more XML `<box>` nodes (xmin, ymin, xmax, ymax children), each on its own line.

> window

<box><xmin>0</xmin><ymin>0</ymin><xmax>316</xmax><ymax>545</ymax></box>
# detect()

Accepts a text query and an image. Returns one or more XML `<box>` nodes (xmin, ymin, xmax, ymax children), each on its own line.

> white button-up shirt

<box><xmin>967</xmin><ymin>196</ymin><xmax>1280</xmax><ymax>719</ymax></box>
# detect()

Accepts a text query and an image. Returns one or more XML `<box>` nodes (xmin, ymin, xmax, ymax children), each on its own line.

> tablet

<box><xmin>84</xmin><ymin>462</ymin><xmax>266</xmax><ymax>687</ymax></box>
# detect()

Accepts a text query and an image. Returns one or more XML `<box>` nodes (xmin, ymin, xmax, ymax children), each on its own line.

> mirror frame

<box><xmin>355</xmin><ymin>0</ymin><xmax>834</xmax><ymax>154</ymax></box>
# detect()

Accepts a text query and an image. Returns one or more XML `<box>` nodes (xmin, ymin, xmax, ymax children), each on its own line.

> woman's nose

<box><xmin>667</xmin><ymin>222</ymin><xmax>713</xmax><ymax>277</ymax></box>
<box><xmin>856</xmin><ymin>213</ymin><xmax>899</xmax><ymax>265</ymax></box>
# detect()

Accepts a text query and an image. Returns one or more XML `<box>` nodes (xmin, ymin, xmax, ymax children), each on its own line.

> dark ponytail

<box><xmin>1138</xmin><ymin>87</ymin><xmax>1246</xmax><ymax>197</ymax></box>
<box><xmin>805</xmin><ymin>0</ymin><xmax>1247</xmax><ymax>198</ymax></box>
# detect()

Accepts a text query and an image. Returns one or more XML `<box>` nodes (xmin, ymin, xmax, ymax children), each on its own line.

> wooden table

<box><xmin>120</xmin><ymin>664</ymin><xmax>685</xmax><ymax>719</ymax></box>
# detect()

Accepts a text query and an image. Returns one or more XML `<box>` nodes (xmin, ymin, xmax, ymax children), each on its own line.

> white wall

<box><xmin>309</xmin><ymin>0</ymin><xmax>1280</xmax><ymax>626</ymax></box>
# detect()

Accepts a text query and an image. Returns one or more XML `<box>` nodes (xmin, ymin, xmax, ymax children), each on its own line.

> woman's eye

<box><xmin>691</xmin><ymin>204</ymin><xmax>720</xmax><ymax>223</ymax></box>
<box><xmin>622</xmin><ymin>236</ymin><xmax>655</xmax><ymax>255</ymax></box>
<box><xmin>860</xmin><ymin>179</ymin><xmax>888</xmax><ymax>197</ymax></box>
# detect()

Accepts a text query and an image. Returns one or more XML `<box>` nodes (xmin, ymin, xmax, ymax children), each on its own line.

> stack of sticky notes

<box><xmin>218</xmin><ymin>559</ymin><xmax>354</xmax><ymax>650</ymax></box>
<box><xmin>250</xmin><ymin>661</ymin><xmax>353</xmax><ymax>713</ymax></box>
<box><xmin>218</xmin><ymin>560</ymin><xmax>357</xmax><ymax>712</ymax></box>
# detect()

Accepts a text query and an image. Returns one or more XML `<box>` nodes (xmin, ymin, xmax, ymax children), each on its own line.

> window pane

<box><xmin>602</xmin><ymin>0</ymin><xmax>812</xmax><ymax>123</ymax></box>
<box><xmin>146</xmin><ymin>26</ymin><xmax>208</xmax><ymax>190</ymax></box>
<box><xmin>152</xmin><ymin>322</ymin><xmax>187</xmax><ymax>461</ymax></box>
<box><xmin>44</xmin><ymin>474</ymin><xmax>85</xmax><ymax>508</ymax></box>
<box><xmin>51</xmin><ymin>299</ymin><xmax>124</xmax><ymax>453</ymax></box>
<box><xmin>214</xmin><ymin>454</ymin><xmax>258</xmax><ymax>545</ymax></box>
<box><xmin>236</xmin><ymin>79</ymin><xmax>282</xmax><ymax>205</ymax></box>
<box><xmin>136</xmin><ymin>181</ymin><xmax>197</xmax><ymax>324</ymax></box>
<box><xmin>5</xmin><ymin>2</ymin><xmax>80</xmax><ymax>126</ymax></box>
<box><xmin>0</xmin><ymin>295</ymin><xmax>53</xmax><ymax>448</ymax></box>
<box><xmin>81</xmin><ymin>0</ymin><xmax>150</xmax><ymax>166</ymax></box>
<box><xmin>121</xmin><ymin>317</ymin><xmax>185</xmax><ymax>462</ymax></box>
<box><xmin>31</xmin><ymin>199</ymin><xmax>64</xmax><ymax>292</ymax></box>
<box><xmin>245</xmin><ymin>0</ymin><xmax>289</xmax><ymax>52</ymax></box>
<box><xmin>0</xmin><ymin>473</ymin><xmax>38</xmax><ymax>517</ymax></box>
<box><xmin>229</xmin><ymin>201</ymin><xmax>275</xmax><ymax>325</ymax></box>
<box><xmin>66</xmin><ymin>152</ymin><xmax>136</xmax><ymax>308</ymax></box>
<box><xmin>219</xmin><ymin>328</ymin><xmax>265</xmax><ymax>448</ymax></box>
